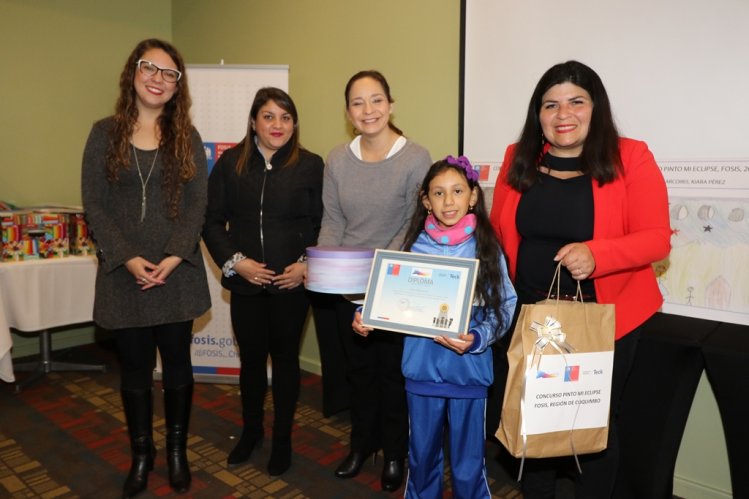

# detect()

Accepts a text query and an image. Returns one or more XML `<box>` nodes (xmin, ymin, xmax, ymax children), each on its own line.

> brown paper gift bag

<box><xmin>496</xmin><ymin>264</ymin><xmax>615</xmax><ymax>465</ymax></box>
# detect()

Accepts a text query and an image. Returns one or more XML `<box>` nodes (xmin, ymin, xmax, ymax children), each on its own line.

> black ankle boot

<box><xmin>164</xmin><ymin>383</ymin><xmax>193</xmax><ymax>494</ymax></box>
<box><xmin>267</xmin><ymin>436</ymin><xmax>292</xmax><ymax>476</ymax></box>
<box><xmin>334</xmin><ymin>451</ymin><xmax>372</xmax><ymax>479</ymax></box>
<box><xmin>381</xmin><ymin>458</ymin><xmax>405</xmax><ymax>492</ymax></box>
<box><xmin>121</xmin><ymin>388</ymin><xmax>155</xmax><ymax>499</ymax></box>
<box><xmin>227</xmin><ymin>430</ymin><xmax>263</xmax><ymax>466</ymax></box>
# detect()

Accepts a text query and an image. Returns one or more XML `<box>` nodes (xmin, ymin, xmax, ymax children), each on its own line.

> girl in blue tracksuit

<box><xmin>353</xmin><ymin>156</ymin><xmax>517</xmax><ymax>498</ymax></box>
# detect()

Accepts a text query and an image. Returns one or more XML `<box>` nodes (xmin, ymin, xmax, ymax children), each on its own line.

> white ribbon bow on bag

<box><xmin>529</xmin><ymin>316</ymin><xmax>575</xmax><ymax>368</ymax></box>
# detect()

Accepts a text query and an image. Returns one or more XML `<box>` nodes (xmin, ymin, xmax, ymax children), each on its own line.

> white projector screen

<box><xmin>461</xmin><ymin>0</ymin><xmax>749</xmax><ymax>325</ymax></box>
<box><xmin>461</xmin><ymin>0</ymin><xmax>749</xmax><ymax>164</ymax></box>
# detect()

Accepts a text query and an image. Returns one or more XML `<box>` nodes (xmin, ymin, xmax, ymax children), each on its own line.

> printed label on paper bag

<box><xmin>523</xmin><ymin>351</ymin><xmax>613</xmax><ymax>435</ymax></box>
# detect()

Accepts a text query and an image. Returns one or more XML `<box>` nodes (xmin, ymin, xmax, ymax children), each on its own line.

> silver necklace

<box><xmin>132</xmin><ymin>144</ymin><xmax>159</xmax><ymax>222</ymax></box>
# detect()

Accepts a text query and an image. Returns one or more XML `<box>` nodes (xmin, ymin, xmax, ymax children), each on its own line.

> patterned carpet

<box><xmin>0</xmin><ymin>341</ymin><xmax>529</xmax><ymax>499</ymax></box>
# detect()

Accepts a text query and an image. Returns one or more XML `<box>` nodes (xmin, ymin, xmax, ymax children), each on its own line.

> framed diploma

<box><xmin>361</xmin><ymin>249</ymin><xmax>479</xmax><ymax>339</ymax></box>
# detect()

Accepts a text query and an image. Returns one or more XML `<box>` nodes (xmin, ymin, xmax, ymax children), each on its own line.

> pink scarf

<box><xmin>424</xmin><ymin>213</ymin><xmax>477</xmax><ymax>245</ymax></box>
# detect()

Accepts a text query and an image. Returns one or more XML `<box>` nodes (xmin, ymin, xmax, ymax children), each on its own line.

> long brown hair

<box><xmin>235</xmin><ymin>87</ymin><xmax>301</xmax><ymax>175</ymax></box>
<box><xmin>106</xmin><ymin>38</ymin><xmax>196</xmax><ymax>218</ymax></box>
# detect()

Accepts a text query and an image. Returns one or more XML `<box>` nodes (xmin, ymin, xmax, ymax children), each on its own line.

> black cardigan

<box><xmin>202</xmin><ymin>139</ymin><xmax>324</xmax><ymax>295</ymax></box>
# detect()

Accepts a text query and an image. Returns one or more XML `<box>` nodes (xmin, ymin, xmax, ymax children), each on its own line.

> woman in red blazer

<box><xmin>489</xmin><ymin>60</ymin><xmax>671</xmax><ymax>498</ymax></box>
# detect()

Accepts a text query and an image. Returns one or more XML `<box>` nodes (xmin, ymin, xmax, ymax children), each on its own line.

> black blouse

<box><xmin>515</xmin><ymin>153</ymin><xmax>597</xmax><ymax>304</ymax></box>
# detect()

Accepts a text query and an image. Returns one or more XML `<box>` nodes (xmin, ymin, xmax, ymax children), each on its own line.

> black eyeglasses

<box><xmin>136</xmin><ymin>59</ymin><xmax>182</xmax><ymax>83</ymax></box>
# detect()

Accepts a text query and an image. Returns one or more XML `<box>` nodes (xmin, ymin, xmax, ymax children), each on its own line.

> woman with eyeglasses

<box><xmin>81</xmin><ymin>38</ymin><xmax>210</xmax><ymax>498</ymax></box>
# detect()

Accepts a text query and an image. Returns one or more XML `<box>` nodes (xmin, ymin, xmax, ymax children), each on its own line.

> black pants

<box><xmin>309</xmin><ymin>291</ymin><xmax>351</xmax><ymax>416</ymax></box>
<box><xmin>230</xmin><ymin>291</ymin><xmax>309</xmax><ymax>438</ymax></box>
<box><xmin>336</xmin><ymin>298</ymin><xmax>408</xmax><ymax>460</ymax></box>
<box><xmin>114</xmin><ymin>320</ymin><xmax>194</xmax><ymax>390</ymax></box>
<box><xmin>521</xmin><ymin>325</ymin><xmax>642</xmax><ymax>499</ymax></box>
<box><xmin>702</xmin><ymin>323</ymin><xmax>749</xmax><ymax>499</ymax></box>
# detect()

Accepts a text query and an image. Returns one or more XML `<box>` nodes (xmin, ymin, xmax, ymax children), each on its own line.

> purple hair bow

<box><xmin>444</xmin><ymin>155</ymin><xmax>479</xmax><ymax>182</ymax></box>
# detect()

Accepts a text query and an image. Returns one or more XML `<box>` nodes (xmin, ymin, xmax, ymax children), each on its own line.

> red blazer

<box><xmin>490</xmin><ymin>138</ymin><xmax>671</xmax><ymax>339</ymax></box>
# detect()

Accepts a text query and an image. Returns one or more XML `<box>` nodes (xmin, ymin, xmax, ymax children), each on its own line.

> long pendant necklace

<box><xmin>132</xmin><ymin>145</ymin><xmax>159</xmax><ymax>222</ymax></box>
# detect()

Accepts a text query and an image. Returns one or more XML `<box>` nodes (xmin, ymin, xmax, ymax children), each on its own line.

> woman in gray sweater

<box><xmin>81</xmin><ymin>39</ymin><xmax>210</xmax><ymax>498</ymax></box>
<box><xmin>315</xmin><ymin>70</ymin><xmax>431</xmax><ymax>492</ymax></box>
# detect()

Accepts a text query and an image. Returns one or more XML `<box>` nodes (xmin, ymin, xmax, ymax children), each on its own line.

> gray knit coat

<box><xmin>81</xmin><ymin>117</ymin><xmax>211</xmax><ymax>330</ymax></box>
<box><xmin>318</xmin><ymin>139</ymin><xmax>432</xmax><ymax>250</ymax></box>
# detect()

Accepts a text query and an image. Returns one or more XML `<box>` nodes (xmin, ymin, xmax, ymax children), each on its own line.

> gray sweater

<box><xmin>318</xmin><ymin>139</ymin><xmax>431</xmax><ymax>250</ymax></box>
<box><xmin>81</xmin><ymin>117</ymin><xmax>211</xmax><ymax>330</ymax></box>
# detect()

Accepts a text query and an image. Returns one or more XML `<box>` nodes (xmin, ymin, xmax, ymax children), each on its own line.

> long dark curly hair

<box><xmin>402</xmin><ymin>159</ymin><xmax>508</xmax><ymax>335</ymax></box>
<box><xmin>106</xmin><ymin>38</ymin><xmax>196</xmax><ymax>219</ymax></box>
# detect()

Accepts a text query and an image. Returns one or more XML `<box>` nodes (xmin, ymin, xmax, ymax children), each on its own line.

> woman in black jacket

<box><xmin>202</xmin><ymin>87</ymin><xmax>324</xmax><ymax>476</ymax></box>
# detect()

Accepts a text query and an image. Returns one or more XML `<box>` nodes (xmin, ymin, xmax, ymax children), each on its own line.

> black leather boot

<box><xmin>164</xmin><ymin>383</ymin><xmax>193</xmax><ymax>494</ymax></box>
<box><xmin>227</xmin><ymin>429</ymin><xmax>263</xmax><ymax>466</ymax></box>
<box><xmin>334</xmin><ymin>451</ymin><xmax>374</xmax><ymax>478</ymax></box>
<box><xmin>381</xmin><ymin>458</ymin><xmax>405</xmax><ymax>492</ymax></box>
<box><xmin>267</xmin><ymin>436</ymin><xmax>292</xmax><ymax>476</ymax></box>
<box><xmin>121</xmin><ymin>388</ymin><xmax>155</xmax><ymax>499</ymax></box>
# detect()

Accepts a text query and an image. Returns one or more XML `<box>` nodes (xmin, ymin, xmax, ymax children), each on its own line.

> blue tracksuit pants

<box><xmin>405</xmin><ymin>392</ymin><xmax>491</xmax><ymax>499</ymax></box>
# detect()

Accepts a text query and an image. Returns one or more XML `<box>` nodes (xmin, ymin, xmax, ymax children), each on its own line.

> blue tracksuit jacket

<box><xmin>402</xmin><ymin>230</ymin><xmax>517</xmax><ymax>399</ymax></box>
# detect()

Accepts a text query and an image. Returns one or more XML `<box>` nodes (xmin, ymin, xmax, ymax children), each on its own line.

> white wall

<box><xmin>463</xmin><ymin>0</ymin><xmax>749</xmax><ymax>163</ymax></box>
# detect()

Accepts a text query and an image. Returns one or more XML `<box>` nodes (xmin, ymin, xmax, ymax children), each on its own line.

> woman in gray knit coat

<box><xmin>315</xmin><ymin>70</ymin><xmax>431</xmax><ymax>492</ymax></box>
<box><xmin>81</xmin><ymin>39</ymin><xmax>210</xmax><ymax>498</ymax></box>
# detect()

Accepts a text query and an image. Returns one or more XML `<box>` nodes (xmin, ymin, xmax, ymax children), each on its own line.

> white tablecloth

<box><xmin>0</xmin><ymin>299</ymin><xmax>13</xmax><ymax>383</ymax></box>
<box><xmin>0</xmin><ymin>256</ymin><xmax>97</xmax><ymax>382</ymax></box>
